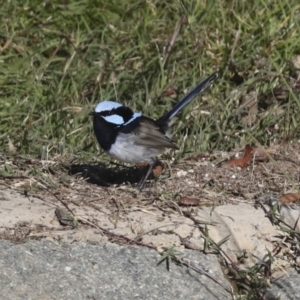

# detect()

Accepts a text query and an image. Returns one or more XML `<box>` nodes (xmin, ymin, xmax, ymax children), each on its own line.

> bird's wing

<box><xmin>132</xmin><ymin>119</ymin><xmax>178</xmax><ymax>150</ymax></box>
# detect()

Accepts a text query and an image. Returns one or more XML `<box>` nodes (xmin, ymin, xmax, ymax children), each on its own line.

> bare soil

<box><xmin>1</xmin><ymin>142</ymin><xmax>300</xmax><ymax>278</ymax></box>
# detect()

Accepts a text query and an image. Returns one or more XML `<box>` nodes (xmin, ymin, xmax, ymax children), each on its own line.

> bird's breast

<box><xmin>108</xmin><ymin>133</ymin><xmax>164</xmax><ymax>164</ymax></box>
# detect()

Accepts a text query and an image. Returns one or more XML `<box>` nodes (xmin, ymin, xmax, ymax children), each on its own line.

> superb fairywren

<box><xmin>90</xmin><ymin>72</ymin><xmax>218</xmax><ymax>190</ymax></box>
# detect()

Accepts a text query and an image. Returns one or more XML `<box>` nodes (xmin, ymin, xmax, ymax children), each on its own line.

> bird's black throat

<box><xmin>92</xmin><ymin>114</ymin><xmax>119</xmax><ymax>151</ymax></box>
<box><xmin>91</xmin><ymin>106</ymin><xmax>136</xmax><ymax>151</ymax></box>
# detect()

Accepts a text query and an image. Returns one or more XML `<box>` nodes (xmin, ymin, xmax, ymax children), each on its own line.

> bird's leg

<box><xmin>138</xmin><ymin>158</ymin><xmax>156</xmax><ymax>191</ymax></box>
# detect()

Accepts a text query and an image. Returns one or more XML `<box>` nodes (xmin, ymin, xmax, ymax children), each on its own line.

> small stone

<box><xmin>65</xmin><ymin>266</ymin><xmax>71</xmax><ymax>272</ymax></box>
<box><xmin>177</xmin><ymin>170</ymin><xmax>187</xmax><ymax>177</ymax></box>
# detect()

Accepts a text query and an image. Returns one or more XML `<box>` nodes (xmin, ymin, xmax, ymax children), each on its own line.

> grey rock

<box><xmin>265</xmin><ymin>269</ymin><xmax>300</xmax><ymax>300</ymax></box>
<box><xmin>0</xmin><ymin>241</ymin><xmax>231</xmax><ymax>300</ymax></box>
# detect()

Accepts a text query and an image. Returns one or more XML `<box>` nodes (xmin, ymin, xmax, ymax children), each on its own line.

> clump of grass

<box><xmin>198</xmin><ymin>223</ymin><xmax>274</xmax><ymax>299</ymax></box>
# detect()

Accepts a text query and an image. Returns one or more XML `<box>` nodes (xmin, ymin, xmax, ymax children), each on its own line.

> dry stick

<box><xmin>75</xmin><ymin>216</ymin><xmax>104</xmax><ymax>235</ymax></box>
<box><xmin>51</xmin><ymin>191</ymin><xmax>75</xmax><ymax>216</ymax></box>
<box><xmin>24</xmin><ymin>191</ymin><xmax>57</xmax><ymax>207</ymax></box>
<box><xmin>162</xmin><ymin>15</ymin><xmax>186</xmax><ymax>66</ymax></box>
<box><xmin>271</xmin><ymin>156</ymin><xmax>299</xmax><ymax>166</ymax></box>
<box><xmin>293</xmin><ymin>213</ymin><xmax>300</xmax><ymax>231</ymax></box>
<box><xmin>96</xmin><ymin>225</ymin><xmax>156</xmax><ymax>250</ymax></box>
<box><xmin>223</xmin><ymin>24</ymin><xmax>242</xmax><ymax>75</ymax></box>
<box><xmin>229</xmin><ymin>25</ymin><xmax>242</xmax><ymax>64</ymax></box>
<box><xmin>158</xmin><ymin>196</ymin><xmax>183</xmax><ymax>216</ymax></box>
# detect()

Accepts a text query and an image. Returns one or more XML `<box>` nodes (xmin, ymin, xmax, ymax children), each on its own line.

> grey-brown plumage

<box><xmin>133</xmin><ymin>119</ymin><xmax>178</xmax><ymax>150</ymax></box>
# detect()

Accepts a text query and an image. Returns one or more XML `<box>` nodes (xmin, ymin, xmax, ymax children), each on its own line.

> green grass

<box><xmin>1</xmin><ymin>0</ymin><xmax>300</xmax><ymax>162</ymax></box>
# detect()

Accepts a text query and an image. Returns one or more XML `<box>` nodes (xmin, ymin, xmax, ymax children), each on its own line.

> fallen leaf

<box><xmin>228</xmin><ymin>145</ymin><xmax>278</xmax><ymax>168</ymax></box>
<box><xmin>178</xmin><ymin>197</ymin><xmax>201</xmax><ymax>206</ymax></box>
<box><xmin>161</xmin><ymin>86</ymin><xmax>177</xmax><ymax>97</ymax></box>
<box><xmin>152</xmin><ymin>160</ymin><xmax>164</xmax><ymax>176</ymax></box>
<box><xmin>136</xmin><ymin>160</ymin><xmax>164</xmax><ymax>176</ymax></box>
<box><xmin>279</xmin><ymin>192</ymin><xmax>300</xmax><ymax>204</ymax></box>
<box><xmin>228</xmin><ymin>145</ymin><xmax>254</xmax><ymax>168</ymax></box>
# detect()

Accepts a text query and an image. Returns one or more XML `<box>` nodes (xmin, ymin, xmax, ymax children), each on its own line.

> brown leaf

<box><xmin>178</xmin><ymin>197</ymin><xmax>201</xmax><ymax>206</ymax></box>
<box><xmin>152</xmin><ymin>160</ymin><xmax>164</xmax><ymax>176</ymax></box>
<box><xmin>136</xmin><ymin>160</ymin><xmax>164</xmax><ymax>176</ymax></box>
<box><xmin>228</xmin><ymin>145</ymin><xmax>278</xmax><ymax>168</ymax></box>
<box><xmin>161</xmin><ymin>86</ymin><xmax>177</xmax><ymax>97</ymax></box>
<box><xmin>228</xmin><ymin>145</ymin><xmax>254</xmax><ymax>168</ymax></box>
<box><xmin>279</xmin><ymin>192</ymin><xmax>300</xmax><ymax>204</ymax></box>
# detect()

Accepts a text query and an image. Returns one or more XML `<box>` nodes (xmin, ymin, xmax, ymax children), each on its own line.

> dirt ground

<box><xmin>1</xmin><ymin>142</ymin><xmax>300</xmax><ymax>280</ymax></box>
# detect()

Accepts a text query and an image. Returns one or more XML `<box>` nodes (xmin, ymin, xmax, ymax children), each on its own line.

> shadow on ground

<box><xmin>69</xmin><ymin>163</ymin><xmax>150</xmax><ymax>187</ymax></box>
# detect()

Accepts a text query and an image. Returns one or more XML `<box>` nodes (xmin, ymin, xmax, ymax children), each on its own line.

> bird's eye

<box><xmin>99</xmin><ymin>110</ymin><xmax>114</xmax><ymax>117</ymax></box>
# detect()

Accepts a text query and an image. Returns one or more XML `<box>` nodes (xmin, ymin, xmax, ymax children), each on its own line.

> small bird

<box><xmin>90</xmin><ymin>72</ymin><xmax>218</xmax><ymax>190</ymax></box>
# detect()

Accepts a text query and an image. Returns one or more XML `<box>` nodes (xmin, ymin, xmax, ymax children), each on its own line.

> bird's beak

<box><xmin>89</xmin><ymin>111</ymin><xmax>95</xmax><ymax>116</ymax></box>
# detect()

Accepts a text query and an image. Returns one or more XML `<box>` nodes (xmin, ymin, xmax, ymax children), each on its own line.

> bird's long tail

<box><xmin>156</xmin><ymin>71</ymin><xmax>218</xmax><ymax>124</ymax></box>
